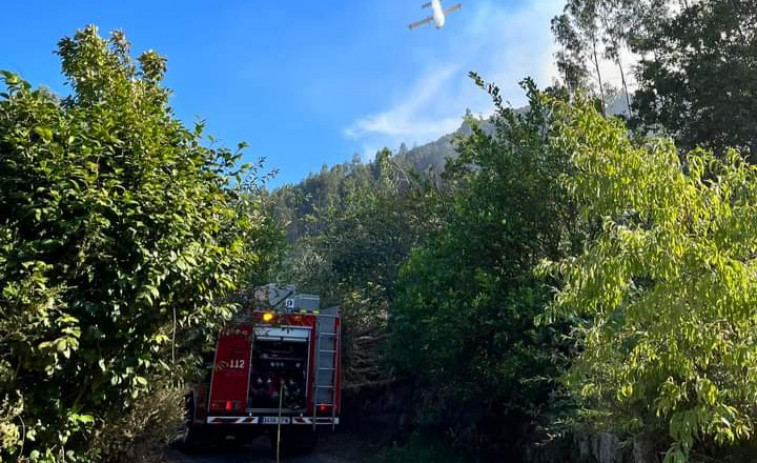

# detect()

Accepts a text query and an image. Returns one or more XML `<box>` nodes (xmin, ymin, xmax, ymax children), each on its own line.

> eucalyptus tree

<box><xmin>631</xmin><ymin>0</ymin><xmax>757</xmax><ymax>157</ymax></box>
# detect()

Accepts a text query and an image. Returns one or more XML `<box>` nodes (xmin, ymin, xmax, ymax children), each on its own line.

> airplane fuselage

<box><xmin>409</xmin><ymin>0</ymin><xmax>460</xmax><ymax>31</ymax></box>
<box><xmin>431</xmin><ymin>0</ymin><xmax>446</xmax><ymax>28</ymax></box>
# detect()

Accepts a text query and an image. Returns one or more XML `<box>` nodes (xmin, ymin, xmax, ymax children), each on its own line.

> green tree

<box><xmin>274</xmin><ymin>148</ymin><xmax>440</xmax><ymax>384</ymax></box>
<box><xmin>542</xmin><ymin>97</ymin><xmax>757</xmax><ymax>461</ymax></box>
<box><xmin>552</xmin><ymin>0</ymin><xmax>629</xmax><ymax>113</ymax></box>
<box><xmin>553</xmin><ymin>0</ymin><xmax>757</xmax><ymax>156</ymax></box>
<box><xmin>0</xmin><ymin>26</ymin><xmax>274</xmax><ymax>462</ymax></box>
<box><xmin>631</xmin><ymin>0</ymin><xmax>757</xmax><ymax>157</ymax></box>
<box><xmin>388</xmin><ymin>78</ymin><xmax>580</xmax><ymax>457</ymax></box>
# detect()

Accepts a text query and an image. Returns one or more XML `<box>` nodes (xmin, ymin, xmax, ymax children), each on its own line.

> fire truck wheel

<box><xmin>181</xmin><ymin>392</ymin><xmax>210</xmax><ymax>453</ymax></box>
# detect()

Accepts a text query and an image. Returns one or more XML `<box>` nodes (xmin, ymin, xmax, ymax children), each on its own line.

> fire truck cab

<box><xmin>182</xmin><ymin>285</ymin><xmax>341</xmax><ymax>452</ymax></box>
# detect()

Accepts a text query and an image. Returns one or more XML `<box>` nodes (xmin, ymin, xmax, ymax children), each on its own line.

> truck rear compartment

<box><xmin>182</xmin><ymin>288</ymin><xmax>340</xmax><ymax>453</ymax></box>
<box><xmin>249</xmin><ymin>338</ymin><xmax>308</xmax><ymax>412</ymax></box>
<box><xmin>202</xmin><ymin>309</ymin><xmax>340</xmax><ymax>429</ymax></box>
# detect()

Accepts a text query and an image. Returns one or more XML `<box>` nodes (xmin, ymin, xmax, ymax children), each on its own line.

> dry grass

<box><xmin>94</xmin><ymin>384</ymin><xmax>184</xmax><ymax>463</ymax></box>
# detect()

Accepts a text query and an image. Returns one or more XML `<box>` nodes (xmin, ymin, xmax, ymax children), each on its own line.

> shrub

<box><xmin>0</xmin><ymin>26</ymin><xmax>274</xmax><ymax>462</ymax></box>
<box><xmin>542</xmin><ymin>97</ymin><xmax>757</xmax><ymax>461</ymax></box>
<box><xmin>388</xmin><ymin>79</ymin><xmax>578</xmax><ymax>456</ymax></box>
<box><xmin>93</xmin><ymin>383</ymin><xmax>184</xmax><ymax>463</ymax></box>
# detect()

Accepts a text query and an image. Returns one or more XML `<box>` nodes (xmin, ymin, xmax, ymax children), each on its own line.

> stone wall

<box><xmin>524</xmin><ymin>433</ymin><xmax>659</xmax><ymax>463</ymax></box>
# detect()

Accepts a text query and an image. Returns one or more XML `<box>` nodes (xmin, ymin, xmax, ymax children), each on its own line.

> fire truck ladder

<box><xmin>312</xmin><ymin>310</ymin><xmax>340</xmax><ymax>430</ymax></box>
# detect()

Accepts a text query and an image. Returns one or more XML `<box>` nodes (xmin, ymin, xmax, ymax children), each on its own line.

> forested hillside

<box><xmin>269</xmin><ymin>119</ymin><xmax>478</xmax><ymax>244</ymax></box>
<box><xmin>1</xmin><ymin>0</ymin><xmax>756</xmax><ymax>462</ymax></box>
<box><xmin>270</xmin><ymin>0</ymin><xmax>757</xmax><ymax>461</ymax></box>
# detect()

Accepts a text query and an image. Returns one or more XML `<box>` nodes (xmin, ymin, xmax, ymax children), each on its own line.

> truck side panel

<box><xmin>207</xmin><ymin>324</ymin><xmax>253</xmax><ymax>415</ymax></box>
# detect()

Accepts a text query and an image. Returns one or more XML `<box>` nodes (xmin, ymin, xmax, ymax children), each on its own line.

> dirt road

<box><xmin>163</xmin><ymin>432</ymin><xmax>378</xmax><ymax>463</ymax></box>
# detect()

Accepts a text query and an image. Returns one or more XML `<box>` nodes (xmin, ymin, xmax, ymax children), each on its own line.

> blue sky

<box><xmin>0</xmin><ymin>0</ymin><xmax>564</xmax><ymax>187</ymax></box>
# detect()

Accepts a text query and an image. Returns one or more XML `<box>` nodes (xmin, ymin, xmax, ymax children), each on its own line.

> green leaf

<box><xmin>33</xmin><ymin>126</ymin><xmax>53</xmax><ymax>143</ymax></box>
<box><xmin>0</xmin><ymin>70</ymin><xmax>21</xmax><ymax>86</ymax></box>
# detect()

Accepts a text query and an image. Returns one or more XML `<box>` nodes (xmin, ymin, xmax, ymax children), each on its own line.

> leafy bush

<box><xmin>0</xmin><ymin>26</ymin><xmax>274</xmax><ymax>462</ymax></box>
<box><xmin>388</xmin><ymin>78</ymin><xmax>580</xmax><ymax>456</ymax></box>
<box><xmin>541</xmin><ymin>97</ymin><xmax>757</xmax><ymax>461</ymax></box>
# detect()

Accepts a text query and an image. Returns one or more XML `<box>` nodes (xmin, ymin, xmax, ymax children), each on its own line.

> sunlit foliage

<box><xmin>542</xmin><ymin>97</ymin><xmax>757</xmax><ymax>461</ymax></box>
<box><xmin>0</xmin><ymin>26</ymin><xmax>274</xmax><ymax>462</ymax></box>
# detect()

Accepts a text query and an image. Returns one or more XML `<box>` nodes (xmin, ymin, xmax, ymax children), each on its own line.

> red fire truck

<box><xmin>182</xmin><ymin>286</ymin><xmax>341</xmax><ymax>452</ymax></box>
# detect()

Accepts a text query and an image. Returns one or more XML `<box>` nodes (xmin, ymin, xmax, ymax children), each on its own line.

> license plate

<box><xmin>262</xmin><ymin>416</ymin><xmax>290</xmax><ymax>424</ymax></box>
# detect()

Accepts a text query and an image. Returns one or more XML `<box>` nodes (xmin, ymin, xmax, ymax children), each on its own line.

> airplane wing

<box><xmin>421</xmin><ymin>2</ymin><xmax>432</xmax><ymax>8</ymax></box>
<box><xmin>444</xmin><ymin>3</ymin><xmax>462</xmax><ymax>14</ymax></box>
<box><xmin>408</xmin><ymin>16</ymin><xmax>433</xmax><ymax>30</ymax></box>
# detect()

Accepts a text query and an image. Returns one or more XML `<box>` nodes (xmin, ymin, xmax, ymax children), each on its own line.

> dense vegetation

<box><xmin>543</xmin><ymin>99</ymin><xmax>757</xmax><ymax>462</ymax></box>
<box><xmin>1</xmin><ymin>0</ymin><xmax>755</xmax><ymax>461</ymax></box>
<box><xmin>0</xmin><ymin>27</ymin><xmax>277</xmax><ymax>462</ymax></box>
<box><xmin>552</xmin><ymin>0</ymin><xmax>757</xmax><ymax>155</ymax></box>
<box><xmin>273</xmin><ymin>1</ymin><xmax>757</xmax><ymax>462</ymax></box>
<box><xmin>388</xmin><ymin>79</ymin><xmax>579</xmax><ymax>458</ymax></box>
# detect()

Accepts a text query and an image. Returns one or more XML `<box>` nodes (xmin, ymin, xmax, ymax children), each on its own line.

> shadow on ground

<box><xmin>163</xmin><ymin>431</ymin><xmax>380</xmax><ymax>463</ymax></box>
